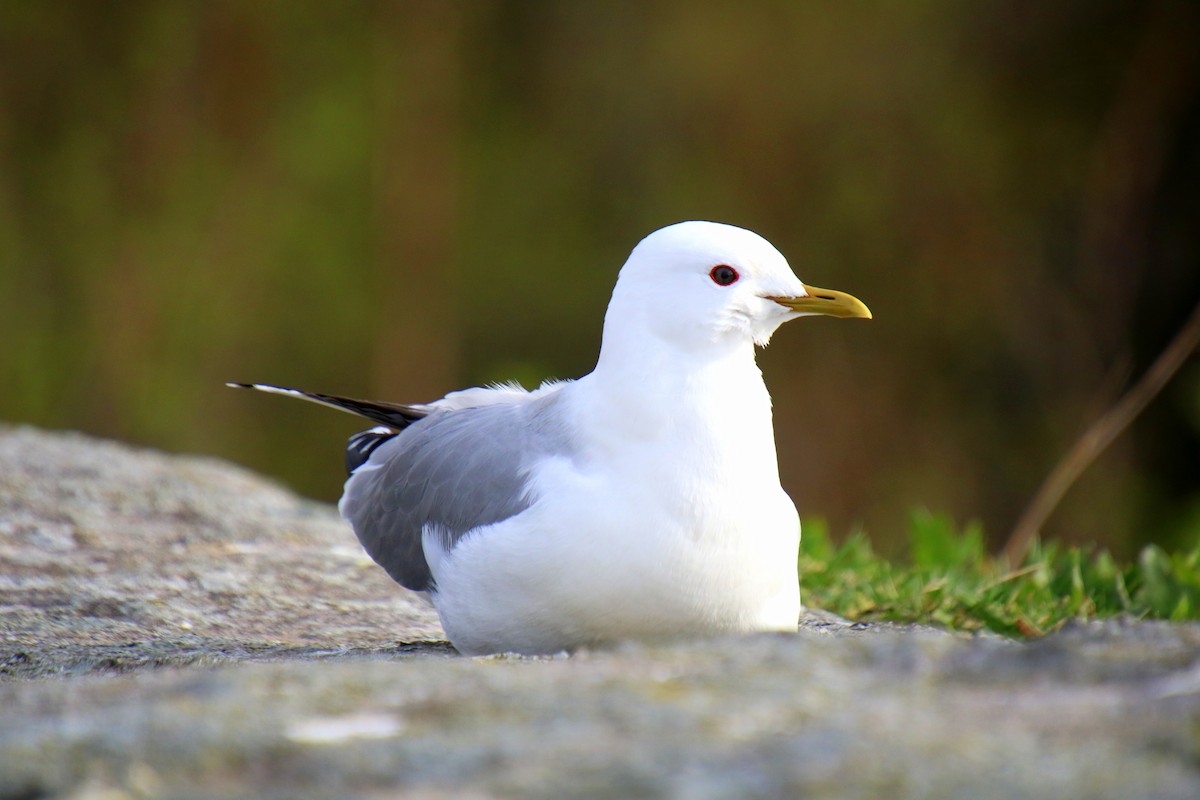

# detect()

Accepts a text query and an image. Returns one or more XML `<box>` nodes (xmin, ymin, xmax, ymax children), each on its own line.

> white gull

<box><xmin>230</xmin><ymin>221</ymin><xmax>871</xmax><ymax>655</ymax></box>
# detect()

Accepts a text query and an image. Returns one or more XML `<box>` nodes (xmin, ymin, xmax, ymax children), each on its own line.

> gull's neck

<box><xmin>577</xmin><ymin>309</ymin><xmax>780</xmax><ymax>483</ymax></box>
<box><xmin>591</xmin><ymin>319</ymin><xmax>762</xmax><ymax>401</ymax></box>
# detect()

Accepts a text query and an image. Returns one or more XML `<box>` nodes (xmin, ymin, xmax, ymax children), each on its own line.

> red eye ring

<box><xmin>709</xmin><ymin>265</ymin><xmax>739</xmax><ymax>286</ymax></box>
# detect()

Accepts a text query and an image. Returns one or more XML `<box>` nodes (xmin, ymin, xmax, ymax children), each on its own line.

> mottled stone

<box><xmin>1</xmin><ymin>426</ymin><xmax>1199</xmax><ymax>799</ymax></box>
<box><xmin>0</xmin><ymin>424</ymin><xmax>444</xmax><ymax>674</ymax></box>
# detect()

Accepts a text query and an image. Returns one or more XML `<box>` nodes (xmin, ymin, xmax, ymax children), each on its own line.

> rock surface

<box><xmin>0</xmin><ymin>424</ymin><xmax>444</xmax><ymax>668</ymax></box>
<box><xmin>2</xmin><ymin>424</ymin><xmax>1199</xmax><ymax>799</ymax></box>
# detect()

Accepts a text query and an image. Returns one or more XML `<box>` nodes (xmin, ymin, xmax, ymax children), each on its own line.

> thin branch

<box><xmin>1004</xmin><ymin>298</ymin><xmax>1200</xmax><ymax>566</ymax></box>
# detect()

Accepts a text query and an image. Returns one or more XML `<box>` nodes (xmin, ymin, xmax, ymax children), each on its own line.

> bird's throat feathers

<box><xmin>580</xmin><ymin>336</ymin><xmax>777</xmax><ymax>468</ymax></box>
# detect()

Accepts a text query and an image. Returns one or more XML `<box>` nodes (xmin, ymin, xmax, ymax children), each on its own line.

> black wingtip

<box><xmin>227</xmin><ymin>381</ymin><xmax>430</xmax><ymax>430</ymax></box>
<box><xmin>346</xmin><ymin>428</ymin><xmax>399</xmax><ymax>475</ymax></box>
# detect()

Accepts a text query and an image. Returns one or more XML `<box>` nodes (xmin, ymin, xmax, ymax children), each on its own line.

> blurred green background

<box><xmin>2</xmin><ymin>1</ymin><xmax>1197</xmax><ymax>557</ymax></box>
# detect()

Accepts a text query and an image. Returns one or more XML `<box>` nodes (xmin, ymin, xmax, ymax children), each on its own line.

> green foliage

<box><xmin>2</xmin><ymin>2</ymin><xmax>1197</xmax><ymax>556</ymax></box>
<box><xmin>799</xmin><ymin>510</ymin><xmax>1200</xmax><ymax>637</ymax></box>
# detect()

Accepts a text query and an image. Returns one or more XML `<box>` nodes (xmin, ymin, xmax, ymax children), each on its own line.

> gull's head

<box><xmin>606</xmin><ymin>221</ymin><xmax>871</xmax><ymax>354</ymax></box>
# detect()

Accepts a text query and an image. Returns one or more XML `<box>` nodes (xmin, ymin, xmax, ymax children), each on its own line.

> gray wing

<box><xmin>339</xmin><ymin>392</ymin><xmax>573</xmax><ymax>592</ymax></box>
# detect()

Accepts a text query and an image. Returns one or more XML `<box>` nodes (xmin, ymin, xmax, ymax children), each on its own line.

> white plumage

<box><xmin>232</xmin><ymin>220</ymin><xmax>871</xmax><ymax>655</ymax></box>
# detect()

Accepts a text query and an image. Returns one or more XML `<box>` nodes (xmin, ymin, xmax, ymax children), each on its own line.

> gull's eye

<box><xmin>709</xmin><ymin>265</ymin><xmax>739</xmax><ymax>286</ymax></box>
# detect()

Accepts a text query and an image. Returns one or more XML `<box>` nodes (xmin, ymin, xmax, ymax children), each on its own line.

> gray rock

<box><xmin>2</xmin><ymin>425</ymin><xmax>1199</xmax><ymax>799</ymax></box>
<box><xmin>0</xmin><ymin>423</ymin><xmax>445</xmax><ymax>677</ymax></box>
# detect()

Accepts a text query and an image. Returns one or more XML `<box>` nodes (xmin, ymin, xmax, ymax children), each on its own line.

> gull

<box><xmin>230</xmin><ymin>221</ymin><xmax>871</xmax><ymax>655</ymax></box>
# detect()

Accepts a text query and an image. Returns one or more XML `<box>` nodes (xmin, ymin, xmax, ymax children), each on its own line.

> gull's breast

<box><xmin>428</xmin><ymin>439</ymin><xmax>801</xmax><ymax>655</ymax></box>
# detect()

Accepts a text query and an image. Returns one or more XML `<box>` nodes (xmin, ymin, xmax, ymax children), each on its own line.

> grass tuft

<box><xmin>798</xmin><ymin>510</ymin><xmax>1200</xmax><ymax>637</ymax></box>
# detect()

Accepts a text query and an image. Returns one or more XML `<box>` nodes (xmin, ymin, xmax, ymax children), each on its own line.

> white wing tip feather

<box><xmin>226</xmin><ymin>382</ymin><xmax>306</xmax><ymax>399</ymax></box>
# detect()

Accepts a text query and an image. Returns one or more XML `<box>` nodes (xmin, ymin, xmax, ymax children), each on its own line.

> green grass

<box><xmin>799</xmin><ymin>510</ymin><xmax>1200</xmax><ymax>637</ymax></box>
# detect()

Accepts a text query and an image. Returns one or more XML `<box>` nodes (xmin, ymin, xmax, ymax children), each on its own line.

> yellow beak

<box><xmin>767</xmin><ymin>284</ymin><xmax>873</xmax><ymax>319</ymax></box>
